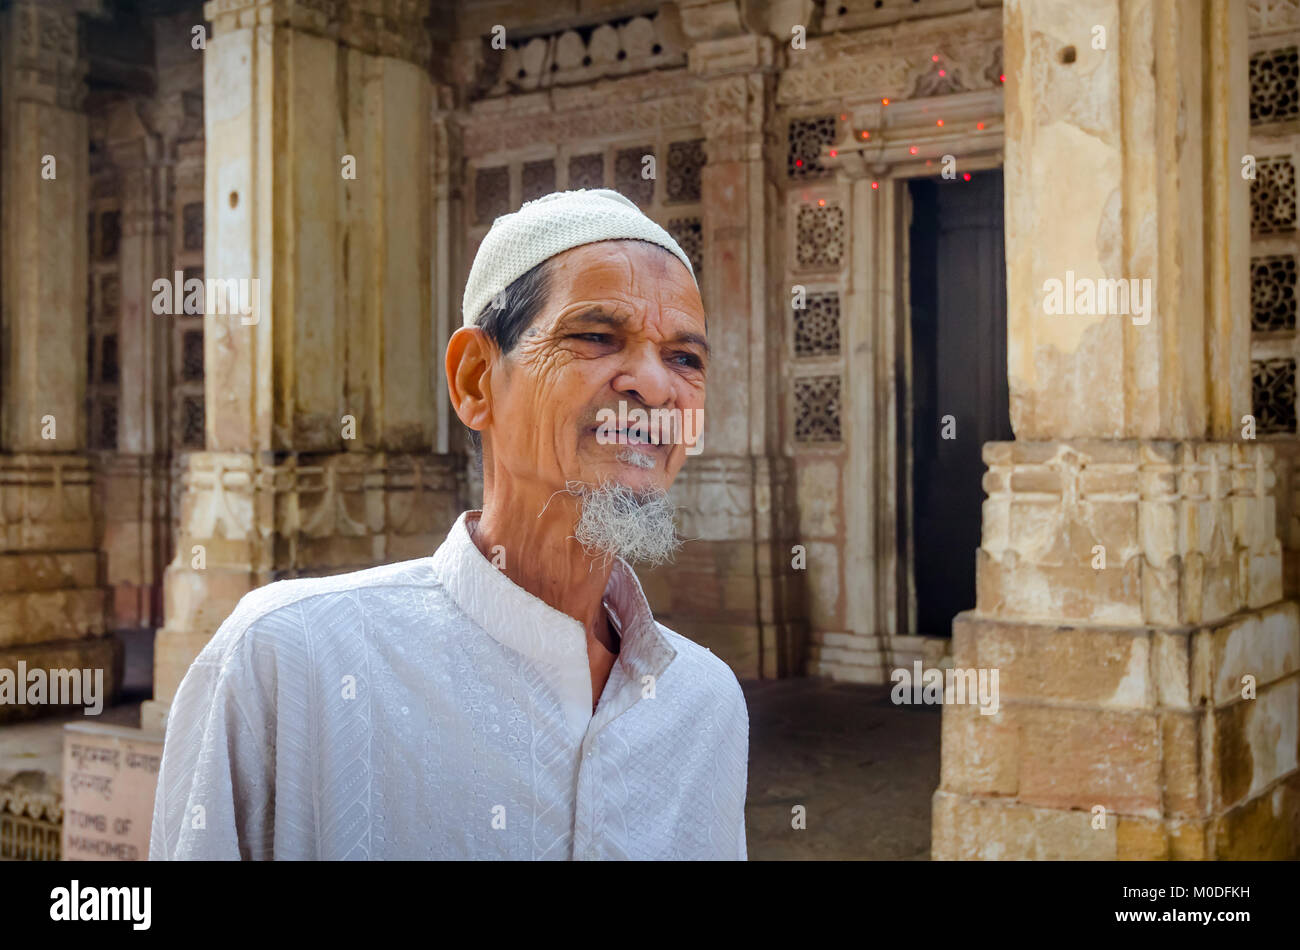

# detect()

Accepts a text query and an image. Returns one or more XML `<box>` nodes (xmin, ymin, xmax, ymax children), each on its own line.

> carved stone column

<box><xmin>98</xmin><ymin>105</ymin><xmax>172</xmax><ymax>632</ymax></box>
<box><xmin>145</xmin><ymin>0</ymin><xmax>463</xmax><ymax>731</ymax></box>
<box><xmin>639</xmin><ymin>23</ymin><xmax>806</xmax><ymax>680</ymax></box>
<box><xmin>932</xmin><ymin>0</ymin><xmax>1300</xmax><ymax>858</ymax></box>
<box><xmin>0</xmin><ymin>0</ymin><xmax>119</xmax><ymax>721</ymax></box>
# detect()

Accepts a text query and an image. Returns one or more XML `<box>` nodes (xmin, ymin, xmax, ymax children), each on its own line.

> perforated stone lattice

<box><xmin>474</xmin><ymin>166</ymin><xmax>509</xmax><ymax>226</ymax></box>
<box><xmin>1252</xmin><ymin>157</ymin><xmax>1297</xmax><ymax>234</ymax></box>
<box><xmin>788</xmin><ymin>115</ymin><xmax>837</xmax><ymax>179</ymax></box>
<box><xmin>1251</xmin><ymin>46</ymin><xmax>1299</xmax><ymax>124</ymax></box>
<box><xmin>521</xmin><ymin>160</ymin><xmax>556</xmax><ymax>204</ymax></box>
<box><xmin>182</xmin><ymin>201</ymin><xmax>204</xmax><ymax>251</ymax></box>
<box><xmin>182</xmin><ymin>330</ymin><xmax>204</xmax><ymax>382</ymax></box>
<box><xmin>666</xmin><ymin>216</ymin><xmax>703</xmax><ymax>280</ymax></box>
<box><xmin>796</xmin><ymin>205</ymin><xmax>845</xmax><ymax>269</ymax></box>
<box><xmin>1252</xmin><ymin>254</ymin><xmax>1297</xmax><ymax>331</ymax></box>
<box><xmin>794</xmin><ymin>375</ymin><xmax>842</xmax><ymax>443</ymax></box>
<box><xmin>615</xmin><ymin>145</ymin><xmax>655</xmax><ymax>206</ymax></box>
<box><xmin>1253</xmin><ymin>357</ymin><xmax>1297</xmax><ymax>433</ymax></box>
<box><xmin>794</xmin><ymin>292</ymin><xmax>842</xmax><ymax>357</ymax></box>
<box><xmin>181</xmin><ymin>395</ymin><xmax>205</xmax><ymax>449</ymax></box>
<box><xmin>667</xmin><ymin>138</ymin><xmax>705</xmax><ymax>203</ymax></box>
<box><xmin>568</xmin><ymin>153</ymin><xmax>604</xmax><ymax>190</ymax></box>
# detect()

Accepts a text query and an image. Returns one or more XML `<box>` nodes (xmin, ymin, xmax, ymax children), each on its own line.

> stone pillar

<box><xmin>144</xmin><ymin>0</ymin><xmax>462</xmax><ymax>732</ymax></box>
<box><xmin>0</xmin><ymin>0</ymin><xmax>119</xmax><ymax>721</ymax></box>
<box><xmin>933</xmin><ymin>0</ymin><xmax>1300</xmax><ymax>858</ymax></box>
<box><xmin>99</xmin><ymin>105</ymin><xmax>172</xmax><ymax>632</ymax></box>
<box><xmin>636</xmin><ymin>20</ymin><xmax>805</xmax><ymax>680</ymax></box>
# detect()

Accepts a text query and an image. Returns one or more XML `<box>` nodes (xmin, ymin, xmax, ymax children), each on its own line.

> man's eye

<box><xmin>671</xmin><ymin>353</ymin><xmax>704</xmax><ymax>370</ymax></box>
<box><xmin>572</xmin><ymin>333</ymin><xmax>612</xmax><ymax>344</ymax></box>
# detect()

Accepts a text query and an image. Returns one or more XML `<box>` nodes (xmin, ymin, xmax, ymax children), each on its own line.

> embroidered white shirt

<box><xmin>149</xmin><ymin>510</ymin><xmax>749</xmax><ymax>860</ymax></box>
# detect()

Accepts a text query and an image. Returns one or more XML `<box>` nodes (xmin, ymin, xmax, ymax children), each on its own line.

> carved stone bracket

<box><xmin>977</xmin><ymin>440</ymin><xmax>1284</xmax><ymax>627</ymax></box>
<box><xmin>3</xmin><ymin>0</ymin><xmax>103</xmax><ymax>111</ymax></box>
<box><xmin>203</xmin><ymin>0</ymin><xmax>431</xmax><ymax>68</ymax></box>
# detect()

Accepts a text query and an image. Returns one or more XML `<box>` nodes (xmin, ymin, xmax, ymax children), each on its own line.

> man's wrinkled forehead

<box><xmin>539</xmin><ymin>240</ymin><xmax>707</xmax><ymax>330</ymax></box>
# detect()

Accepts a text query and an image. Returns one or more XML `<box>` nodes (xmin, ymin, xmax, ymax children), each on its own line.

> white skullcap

<box><xmin>461</xmin><ymin>188</ymin><xmax>697</xmax><ymax>328</ymax></box>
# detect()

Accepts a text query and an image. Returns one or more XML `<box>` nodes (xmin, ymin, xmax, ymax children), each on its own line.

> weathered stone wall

<box><xmin>0</xmin><ymin>0</ymin><xmax>120</xmax><ymax>722</ymax></box>
<box><xmin>933</xmin><ymin>0</ymin><xmax>1300</xmax><ymax>860</ymax></box>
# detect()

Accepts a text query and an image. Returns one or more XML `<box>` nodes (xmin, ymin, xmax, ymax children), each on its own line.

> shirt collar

<box><xmin>429</xmin><ymin>511</ymin><xmax>676</xmax><ymax>732</ymax></box>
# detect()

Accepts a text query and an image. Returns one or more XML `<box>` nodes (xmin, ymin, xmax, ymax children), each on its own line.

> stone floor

<box><xmin>2</xmin><ymin>658</ymin><xmax>941</xmax><ymax>860</ymax></box>
<box><xmin>742</xmin><ymin>678</ymin><xmax>940</xmax><ymax>860</ymax></box>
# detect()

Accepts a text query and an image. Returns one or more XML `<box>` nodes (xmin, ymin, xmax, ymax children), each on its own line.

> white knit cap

<box><xmin>461</xmin><ymin>188</ymin><xmax>697</xmax><ymax>327</ymax></box>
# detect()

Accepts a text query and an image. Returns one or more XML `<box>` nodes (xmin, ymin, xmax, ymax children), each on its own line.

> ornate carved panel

<box><xmin>795</xmin><ymin>205</ymin><xmax>845</xmax><ymax>270</ymax></box>
<box><xmin>665</xmin><ymin>217</ymin><xmax>703</xmax><ymax>279</ymax></box>
<box><xmin>96</xmin><ymin>394</ymin><xmax>118</xmax><ymax>451</ymax></box>
<box><xmin>794</xmin><ymin>292</ymin><xmax>842</xmax><ymax>357</ymax></box>
<box><xmin>480</xmin><ymin>12</ymin><xmax>684</xmax><ymax>99</ymax></box>
<box><xmin>794</xmin><ymin>375</ymin><xmax>843</xmax><ymax>443</ymax></box>
<box><xmin>99</xmin><ymin>211</ymin><xmax>120</xmax><ymax>260</ymax></box>
<box><xmin>1253</xmin><ymin>357</ymin><xmax>1298</xmax><ymax>432</ymax></box>
<box><xmin>666</xmin><ymin>138</ymin><xmax>705</xmax><ymax>203</ymax></box>
<box><xmin>1252</xmin><ymin>254</ymin><xmax>1297</xmax><ymax>330</ymax></box>
<box><xmin>776</xmin><ymin>10</ymin><xmax>1003</xmax><ymax>107</ymax></box>
<box><xmin>99</xmin><ymin>274</ymin><xmax>119</xmax><ymax>322</ymax></box>
<box><xmin>1251</xmin><ymin>0</ymin><xmax>1300</xmax><ymax>38</ymax></box>
<box><xmin>1252</xmin><ymin>157</ymin><xmax>1297</xmax><ymax>233</ymax></box>
<box><xmin>568</xmin><ymin>152</ymin><xmax>604</xmax><ymax>189</ymax></box>
<box><xmin>182</xmin><ymin>201</ymin><xmax>204</xmax><ymax>251</ymax></box>
<box><xmin>100</xmin><ymin>335</ymin><xmax>119</xmax><ymax>385</ymax></box>
<box><xmin>474</xmin><ymin>166</ymin><xmax>509</xmax><ymax>225</ymax></box>
<box><xmin>461</xmin><ymin>53</ymin><xmax>704</xmax><ymax>155</ymax></box>
<box><xmin>615</xmin><ymin>145</ymin><xmax>655</xmax><ymax>206</ymax></box>
<box><xmin>182</xmin><ymin>330</ymin><xmax>204</xmax><ymax>382</ymax></box>
<box><xmin>788</xmin><ymin>115</ymin><xmax>837</xmax><ymax>179</ymax></box>
<box><xmin>181</xmin><ymin>396</ymin><xmax>205</xmax><ymax>449</ymax></box>
<box><xmin>521</xmin><ymin>159</ymin><xmax>556</xmax><ymax>203</ymax></box>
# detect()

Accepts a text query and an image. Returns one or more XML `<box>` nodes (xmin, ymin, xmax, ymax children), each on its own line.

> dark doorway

<box><xmin>906</xmin><ymin>170</ymin><xmax>1012</xmax><ymax>637</ymax></box>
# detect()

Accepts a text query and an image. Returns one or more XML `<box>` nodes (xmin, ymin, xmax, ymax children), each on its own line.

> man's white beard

<box><xmin>566</xmin><ymin>472</ymin><xmax>681</xmax><ymax>567</ymax></box>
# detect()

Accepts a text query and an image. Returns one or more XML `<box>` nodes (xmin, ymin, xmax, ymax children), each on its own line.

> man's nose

<box><xmin>612</xmin><ymin>345</ymin><xmax>674</xmax><ymax>408</ymax></box>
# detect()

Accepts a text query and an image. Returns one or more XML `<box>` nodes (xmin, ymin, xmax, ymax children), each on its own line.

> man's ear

<box><xmin>446</xmin><ymin>326</ymin><xmax>494</xmax><ymax>433</ymax></box>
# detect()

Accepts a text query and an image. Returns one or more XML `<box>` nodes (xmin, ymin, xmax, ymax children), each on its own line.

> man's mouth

<box><xmin>591</xmin><ymin>426</ymin><xmax>666</xmax><ymax>449</ymax></box>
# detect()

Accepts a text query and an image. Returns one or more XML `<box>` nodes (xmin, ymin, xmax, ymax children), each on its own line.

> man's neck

<box><xmin>472</xmin><ymin>492</ymin><xmax>616</xmax><ymax>650</ymax></box>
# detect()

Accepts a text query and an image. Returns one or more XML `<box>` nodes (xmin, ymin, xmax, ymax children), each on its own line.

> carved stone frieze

<box><xmin>776</xmin><ymin>9</ymin><xmax>1002</xmax><ymax>106</ymax></box>
<box><xmin>0</xmin><ymin>456</ymin><xmax>97</xmax><ymax>553</ymax></box>
<box><xmin>173</xmin><ymin>451</ymin><xmax>462</xmax><ymax>555</ymax></box>
<box><xmin>3</xmin><ymin>0</ymin><xmax>93</xmax><ymax>111</ymax></box>
<box><xmin>669</xmin><ymin>454</ymin><xmax>796</xmax><ymax>542</ymax></box>
<box><xmin>1250</xmin><ymin>0</ymin><xmax>1300</xmax><ymax>37</ymax></box>
<box><xmin>476</xmin><ymin>12</ymin><xmax>685</xmax><ymax>99</ymax></box>
<box><xmin>978</xmin><ymin>441</ymin><xmax>1284</xmax><ymax>627</ymax></box>
<box><xmin>460</xmin><ymin>71</ymin><xmax>703</xmax><ymax>158</ymax></box>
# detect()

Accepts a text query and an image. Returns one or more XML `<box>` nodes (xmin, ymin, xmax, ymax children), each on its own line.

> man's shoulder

<box><xmin>196</xmin><ymin>558</ymin><xmax>440</xmax><ymax>667</ymax></box>
<box><xmin>655</xmin><ymin>623</ymin><xmax>748</xmax><ymax>716</ymax></box>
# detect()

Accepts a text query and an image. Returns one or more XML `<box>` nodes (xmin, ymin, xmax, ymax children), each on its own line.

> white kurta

<box><xmin>149</xmin><ymin>510</ymin><xmax>749</xmax><ymax>860</ymax></box>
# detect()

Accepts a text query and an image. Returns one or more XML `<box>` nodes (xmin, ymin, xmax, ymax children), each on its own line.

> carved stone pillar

<box><xmin>638</xmin><ymin>25</ymin><xmax>805</xmax><ymax>680</ymax></box>
<box><xmin>98</xmin><ymin>106</ymin><xmax>172</xmax><ymax>632</ymax></box>
<box><xmin>144</xmin><ymin>0</ymin><xmax>463</xmax><ymax>732</ymax></box>
<box><xmin>0</xmin><ymin>0</ymin><xmax>119</xmax><ymax>721</ymax></box>
<box><xmin>933</xmin><ymin>0</ymin><xmax>1300</xmax><ymax>858</ymax></box>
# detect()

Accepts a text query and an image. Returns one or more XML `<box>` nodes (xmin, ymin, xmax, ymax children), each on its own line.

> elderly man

<box><xmin>150</xmin><ymin>189</ymin><xmax>749</xmax><ymax>860</ymax></box>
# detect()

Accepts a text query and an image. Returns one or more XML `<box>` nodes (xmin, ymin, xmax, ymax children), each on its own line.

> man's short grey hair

<box><xmin>463</xmin><ymin>259</ymin><xmax>552</xmax><ymax>472</ymax></box>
